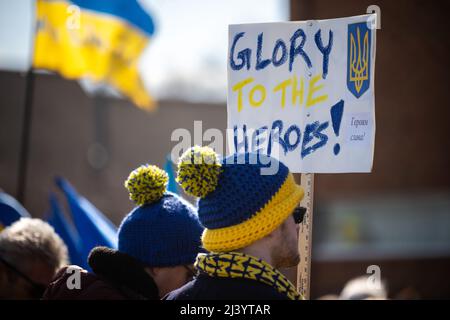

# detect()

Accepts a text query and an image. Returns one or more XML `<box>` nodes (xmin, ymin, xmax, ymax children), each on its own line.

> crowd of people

<box><xmin>0</xmin><ymin>146</ymin><xmax>384</xmax><ymax>300</ymax></box>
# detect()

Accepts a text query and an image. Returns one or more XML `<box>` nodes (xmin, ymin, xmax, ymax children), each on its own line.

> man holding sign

<box><xmin>226</xmin><ymin>14</ymin><xmax>376</xmax><ymax>299</ymax></box>
<box><xmin>167</xmin><ymin>14</ymin><xmax>376</xmax><ymax>301</ymax></box>
<box><xmin>165</xmin><ymin>146</ymin><xmax>306</xmax><ymax>300</ymax></box>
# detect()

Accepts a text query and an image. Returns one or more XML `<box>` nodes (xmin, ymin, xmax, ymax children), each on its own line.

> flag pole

<box><xmin>17</xmin><ymin>0</ymin><xmax>37</xmax><ymax>205</ymax></box>
<box><xmin>16</xmin><ymin>68</ymin><xmax>35</xmax><ymax>204</ymax></box>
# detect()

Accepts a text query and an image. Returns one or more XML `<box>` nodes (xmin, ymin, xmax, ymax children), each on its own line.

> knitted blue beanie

<box><xmin>176</xmin><ymin>146</ymin><xmax>304</xmax><ymax>252</ymax></box>
<box><xmin>118</xmin><ymin>164</ymin><xmax>204</xmax><ymax>267</ymax></box>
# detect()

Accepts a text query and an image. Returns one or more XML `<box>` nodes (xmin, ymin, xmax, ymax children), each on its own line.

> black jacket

<box><xmin>164</xmin><ymin>274</ymin><xmax>289</xmax><ymax>300</ymax></box>
<box><xmin>43</xmin><ymin>247</ymin><xmax>159</xmax><ymax>300</ymax></box>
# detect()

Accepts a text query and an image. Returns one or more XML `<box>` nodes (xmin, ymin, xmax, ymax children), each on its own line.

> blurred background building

<box><xmin>0</xmin><ymin>0</ymin><xmax>449</xmax><ymax>298</ymax></box>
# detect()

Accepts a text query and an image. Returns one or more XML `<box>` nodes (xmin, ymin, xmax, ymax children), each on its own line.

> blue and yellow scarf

<box><xmin>195</xmin><ymin>252</ymin><xmax>304</xmax><ymax>300</ymax></box>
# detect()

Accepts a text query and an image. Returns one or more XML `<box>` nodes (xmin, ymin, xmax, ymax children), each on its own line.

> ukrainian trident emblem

<box><xmin>347</xmin><ymin>22</ymin><xmax>371</xmax><ymax>98</ymax></box>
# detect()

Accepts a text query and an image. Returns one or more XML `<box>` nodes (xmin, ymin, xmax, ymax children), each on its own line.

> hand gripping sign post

<box><xmin>227</xmin><ymin>14</ymin><xmax>377</xmax><ymax>299</ymax></box>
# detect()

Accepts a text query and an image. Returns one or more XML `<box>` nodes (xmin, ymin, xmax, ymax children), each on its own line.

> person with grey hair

<box><xmin>0</xmin><ymin>218</ymin><xmax>68</xmax><ymax>299</ymax></box>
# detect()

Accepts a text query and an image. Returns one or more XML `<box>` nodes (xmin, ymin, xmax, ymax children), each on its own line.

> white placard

<box><xmin>227</xmin><ymin>14</ymin><xmax>376</xmax><ymax>173</ymax></box>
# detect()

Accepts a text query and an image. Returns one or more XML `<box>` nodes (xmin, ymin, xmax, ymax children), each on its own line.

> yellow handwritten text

<box><xmin>232</xmin><ymin>74</ymin><xmax>328</xmax><ymax>113</ymax></box>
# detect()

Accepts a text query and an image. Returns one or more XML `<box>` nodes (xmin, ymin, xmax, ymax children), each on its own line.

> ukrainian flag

<box><xmin>33</xmin><ymin>0</ymin><xmax>155</xmax><ymax>110</ymax></box>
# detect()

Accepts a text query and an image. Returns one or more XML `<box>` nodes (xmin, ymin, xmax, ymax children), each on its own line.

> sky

<box><xmin>0</xmin><ymin>0</ymin><xmax>34</xmax><ymax>72</ymax></box>
<box><xmin>0</xmin><ymin>0</ymin><xmax>289</xmax><ymax>102</ymax></box>
<box><xmin>139</xmin><ymin>0</ymin><xmax>289</xmax><ymax>102</ymax></box>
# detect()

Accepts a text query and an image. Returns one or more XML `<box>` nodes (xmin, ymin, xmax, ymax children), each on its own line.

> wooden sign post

<box><xmin>297</xmin><ymin>173</ymin><xmax>315</xmax><ymax>299</ymax></box>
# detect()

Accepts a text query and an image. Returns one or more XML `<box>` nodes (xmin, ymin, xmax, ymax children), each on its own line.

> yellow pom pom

<box><xmin>176</xmin><ymin>146</ymin><xmax>222</xmax><ymax>198</ymax></box>
<box><xmin>124</xmin><ymin>165</ymin><xmax>168</xmax><ymax>205</ymax></box>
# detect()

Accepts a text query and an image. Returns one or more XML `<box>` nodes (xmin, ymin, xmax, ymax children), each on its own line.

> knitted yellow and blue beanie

<box><xmin>176</xmin><ymin>146</ymin><xmax>304</xmax><ymax>252</ymax></box>
<box><xmin>119</xmin><ymin>164</ymin><xmax>204</xmax><ymax>267</ymax></box>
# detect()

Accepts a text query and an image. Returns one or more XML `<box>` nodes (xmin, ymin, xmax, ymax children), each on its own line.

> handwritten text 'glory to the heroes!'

<box><xmin>229</xmin><ymin>27</ymin><xmax>349</xmax><ymax>159</ymax></box>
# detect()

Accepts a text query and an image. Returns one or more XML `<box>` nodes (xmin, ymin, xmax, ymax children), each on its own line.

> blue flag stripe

<box><xmin>69</xmin><ymin>0</ymin><xmax>155</xmax><ymax>36</ymax></box>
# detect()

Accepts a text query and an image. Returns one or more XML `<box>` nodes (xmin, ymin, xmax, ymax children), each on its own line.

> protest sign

<box><xmin>227</xmin><ymin>14</ymin><xmax>376</xmax><ymax>173</ymax></box>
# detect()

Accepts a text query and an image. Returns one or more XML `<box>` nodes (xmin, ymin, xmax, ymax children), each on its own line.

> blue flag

<box><xmin>55</xmin><ymin>177</ymin><xmax>118</xmax><ymax>265</ymax></box>
<box><xmin>0</xmin><ymin>192</ymin><xmax>30</xmax><ymax>231</ymax></box>
<box><xmin>164</xmin><ymin>155</ymin><xmax>178</xmax><ymax>194</ymax></box>
<box><xmin>47</xmin><ymin>193</ymin><xmax>86</xmax><ymax>268</ymax></box>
